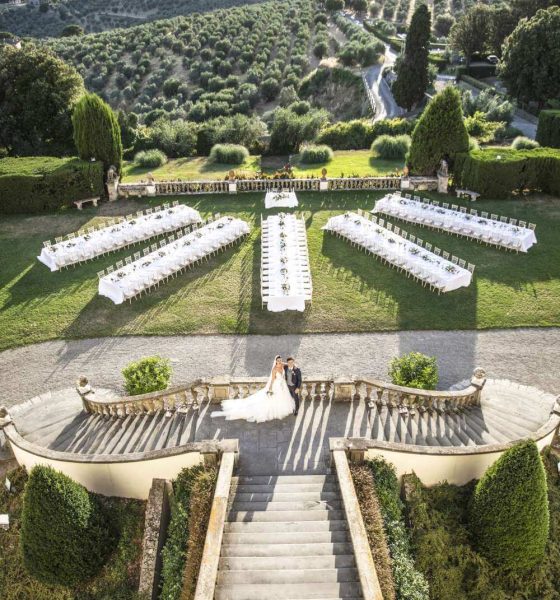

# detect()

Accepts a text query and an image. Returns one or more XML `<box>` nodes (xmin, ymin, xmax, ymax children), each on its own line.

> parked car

<box><xmin>487</xmin><ymin>55</ymin><xmax>500</xmax><ymax>64</ymax></box>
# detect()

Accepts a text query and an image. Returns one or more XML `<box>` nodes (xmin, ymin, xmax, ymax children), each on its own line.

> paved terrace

<box><xmin>10</xmin><ymin>379</ymin><xmax>557</xmax><ymax>474</ymax></box>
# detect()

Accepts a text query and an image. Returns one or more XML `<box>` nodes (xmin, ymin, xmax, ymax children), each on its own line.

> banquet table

<box><xmin>98</xmin><ymin>217</ymin><xmax>250</xmax><ymax>304</ymax></box>
<box><xmin>38</xmin><ymin>204</ymin><xmax>201</xmax><ymax>271</ymax></box>
<box><xmin>323</xmin><ymin>213</ymin><xmax>472</xmax><ymax>293</ymax></box>
<box><xmin>261</xmin><ymin>213</ymin><xmax>311</xmax><ymax>312</ymax></box>
<box><xmin>264</xmin><ymin>190</ymin><xmax>299</xmax><ymax>210</ymax></box>
<box><xmin>372</xmin><ymin>193</ymin><xmax>537</xmax><ymax>252</ymax></box>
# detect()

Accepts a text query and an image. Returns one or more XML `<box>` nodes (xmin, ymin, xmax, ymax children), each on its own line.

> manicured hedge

<box><xmin>21</xmin><ymin>465</ymin><xmax>116</xmax><ymax>586</ymax></box>
<box><xmin>299</xmin><ymin>144</ymin><xmax>333</xmax><ymax>163</ymax></box>
<box><xmin>316</xmin><ymin>118</ymin><xmax>414</xmax><ymax>150</ymax></box>
<box><xmin>0</xmin><ymin>156</ymin><xmax>104</xmax><ymax>214</ymax></box>
<box><xmin>455</xmin><ymin>147</ymin><xmax>560</xmax><ymax>199</ymax></box>
<box><xmin>537</xmin><ymin>110</ymin><xmax>560</xmax><ymax>148</ymax></box>
<box><xmin>208</xmin><ymin>143</ymin><xmax>249</xmax><ymax>165</ymax></box>
<box><xmin>371</xmin><ymin>134</ymin><xmax>411</xmax><ymax>159</ymax></box>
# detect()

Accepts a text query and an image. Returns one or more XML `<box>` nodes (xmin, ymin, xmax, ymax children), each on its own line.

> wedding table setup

<box><xmin>38</xmin><ymin>202</ymin><xmax>202</xmax><ymax>271</ymax></box>
<box><xmin>264</xmin><ymin>190</ymin><xmax>299</xmax><ymax>209</ymax></box>
<box><xmin>372</xmin><ymin>192</ymin><xmax>537</xmax><ymax>252</ymax></box>
<box><xmin>261</xmin><ymin>213</ymin><xmax>312</xmax><ymax>311</ymax></box>
<box><xmin>98</xmin><ymin>216</ymin><xmax>250</xmax><ymax>304</ymax></box>
<box><xmin>323</xmin><ymin>212</ymin><xmax>474</xmax><ymax>293</ymax></box>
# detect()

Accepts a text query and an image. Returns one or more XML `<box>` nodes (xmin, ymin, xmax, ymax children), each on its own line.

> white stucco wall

<box><xmin>365</xmin><ymin>429</ymin><xmax>556</xmax><ymax>486</ymax></box>
<box><xmin>9</xmin><ymin>444</ymin><xmax>203</xmax><ymax>499</ymax></box>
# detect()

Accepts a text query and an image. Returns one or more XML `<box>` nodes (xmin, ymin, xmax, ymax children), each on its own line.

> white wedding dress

<box><xmin>211</xmin><ymin>371</ymin><xmax>295</xmax><ymax>423</ymax></box>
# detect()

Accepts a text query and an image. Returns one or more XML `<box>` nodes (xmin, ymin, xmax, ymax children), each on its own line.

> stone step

<box><xmin>224</xmin><ymin>520</ymin><xmax>349</xmax><ymax>533</ymax></box>
<box><xmin>223</xmin><ymin>530</ymin><xmax>350</xmax><ymax>545</ymax></box>
<box><xmin>218</xmin><ymin>555</ymin><xmax>356</xmax><ymax>571</ymax></box>
<box><xmin>214</xmin><ymin>582</ymin><xmax>362</xmax><ymax>599</ymax></box>
<box><xmin>228</xmin><ymin>510</ymin><xmax>346</xmax><ymax>522</ymax></box>
<box><xmin>217</xmin><ymin>567</ymin><xmax>360</xmax><ymax>585</ymax></box>
<box><xmin>234</xmin><ymin>475</ymin><xmax>336</xmax><ymax>485</ymax></box>
<box><xmin>230</xmin><ymin>500</ymin><xmax>342</xmax><ymax>512</ymax></box>
<box><xmin>231</xmin><ymin>491</ymin><xmax>340</xmax><ymax>503</ymax></box>
<box><xmin>232</xmin><ymin>483</ymin><xmax>340</xmax><ymax>494</ymax></box>
<box><xmin>221</xmin><ymin>542</ymin><xmax>354</xmax><ymax>558</ymax></box>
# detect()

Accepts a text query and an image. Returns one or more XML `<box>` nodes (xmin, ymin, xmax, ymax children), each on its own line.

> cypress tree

<box><xmin>21</xmin><ymin>465</ymin><xmax>115</xmax><ymax>585</ymax></box>
<box><xmin>470</xmin><ymin>440</ymin><xmax>549</xmax><ymax>572</ymax></box>
<box><xmin>408</xmin><ymin>86</ymin><xmax>469</xmax><ymax>175</ymax></box>
<box><xmin>392</xmin><ymin>4</ymin><xmax>431</xmax><ymax>111</ymax></box>
<box><xmin>72</xmin><ymin>92</ymin><xmax>123</xmax><ymax>174</ymax></box>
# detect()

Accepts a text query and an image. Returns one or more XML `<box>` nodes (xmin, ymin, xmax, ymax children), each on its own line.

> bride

<box><xmin>211</xmin><ymin>355</ymin><xmax>295</xmax><ymax>423</ymax></box>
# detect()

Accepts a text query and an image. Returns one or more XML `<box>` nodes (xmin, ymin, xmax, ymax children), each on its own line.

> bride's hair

<box><xmin>274</xmin><ymin>355</ymin><xmax>282</xmax><ymax>363</ymax></box>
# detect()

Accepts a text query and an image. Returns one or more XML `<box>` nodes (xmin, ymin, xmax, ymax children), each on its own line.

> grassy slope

<box><xmin>122</xmin><ymin>151</ymin><xmax>404</xmax><ymax>182</ymax></box>
<box><xmin>0</xmin><ymin>191</ymin><xmax>558</xmax><ymax>350</ymax></box>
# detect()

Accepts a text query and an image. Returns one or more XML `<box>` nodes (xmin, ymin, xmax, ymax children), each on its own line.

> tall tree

<box><xmin>408</xmin><ymin>86</ymin><xmax>469</xmax><ymax>175</ymax></box>
<box><xmin>488</xmin><ymin>6</ymin><xmax>518</xmax><ymax>55</ymax></box>
<box><xmin>449</xmin><ymin>5</ymin><xmax>492</xmax><ymax>66</ymax></box>
<box><xmin>511</xmin><ymin>0</ymin><xmax>560</xmax><ymax>19</ymax></box>
<box><xmin>499</xmin><ymin>7</ymin><xmax>560</xmax><ymax>106</ymax></box>
<box><xmin>470</xmin><ymin>440</ymin><xmax>549</xmax><ymax>571</ymax></box>
<box><xmin>392</xmin><ymin>4</ymin><xmax>431</xmax><ymax>111</ymax></box>
<box><xmin>0</xmin><ymin>44</ymin><xmax>84</xmax><ymax>155</ymax></box>
<box><xmin>72</xmin><ymin>92</ymin><xmax>123</xmax><ymax>174</ymax></box>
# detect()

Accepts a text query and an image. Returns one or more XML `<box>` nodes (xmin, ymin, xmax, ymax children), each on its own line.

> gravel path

<box><xmin>1</xmin><ymin>329</ymin><xmax>559</xmax><ymax>409</ymax></box>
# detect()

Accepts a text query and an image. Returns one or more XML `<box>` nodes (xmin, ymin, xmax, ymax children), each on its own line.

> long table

<box><xmin>261</xmin><ymin>213</ymin><xmax>311</xmax><ymax>312</ymax></box>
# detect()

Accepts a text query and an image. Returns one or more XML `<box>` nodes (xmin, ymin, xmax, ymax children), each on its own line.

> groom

<box><xmin>284</xmin><ymin>357</ymin><xmax>302</xmax><ymax>416</ymax></box>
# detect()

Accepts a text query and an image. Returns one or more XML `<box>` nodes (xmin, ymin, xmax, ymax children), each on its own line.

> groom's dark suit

<box><xmin>284</xmin><ymin>364</ymin><xmax>302</xmax><ymax>415</ymax></box>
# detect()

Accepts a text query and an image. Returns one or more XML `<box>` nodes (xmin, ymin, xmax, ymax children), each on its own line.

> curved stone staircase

<box><xmin>215</xmin><ymin>473</ymin><xmax>363</xmax><ymax>600</ymax></box>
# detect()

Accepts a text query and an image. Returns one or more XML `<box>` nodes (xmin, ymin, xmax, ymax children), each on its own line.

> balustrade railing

<box><xmin>79</xmin><ymin>370</ymin><xmax>486</xmax><ymax>417</ymax></box>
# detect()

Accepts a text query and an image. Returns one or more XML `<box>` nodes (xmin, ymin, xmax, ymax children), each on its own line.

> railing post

<box><xmin>334</xmin><ymin>377</ymin><xmax>354</xmax><ymax>402</ymax></box>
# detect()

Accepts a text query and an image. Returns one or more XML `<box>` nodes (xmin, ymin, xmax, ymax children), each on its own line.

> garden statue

<box><xmin>0</xmin><ymin>406</ymin><xmax>12</xmax><ymax>429</ymax></box>
<box><xmin>437</xmin><ymin>159</ymin><xmax>449</xmax><ymax>194</ymax></box>
<box><xmin>106</xmin><ymin>165</ymin><xmax>118</xmax><ymax>184</ymax></box>
<box><xmin>438</xmin><ymin>159</ymin><xmax>449</xmax><ymax>177</ymax></box>
<box><xmin>321</xmin><ymin>167</ymin><xmax>327</xmax><ymax>180</ymax></box>
<box><xmin>106</xmin><ymin>165</ymin><xmax>120</xmax><ymax>202</ymax></box>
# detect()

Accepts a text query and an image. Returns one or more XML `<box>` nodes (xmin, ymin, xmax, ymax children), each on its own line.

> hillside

<box><xmin>39</xmin><ymin>0</ymin><xmax>379</xmax><ymax>124</ymax></box>
<box><xmin>0</xmin><ymin>0</ymin><xmax>266</xmax><ymax>37</ymax></box>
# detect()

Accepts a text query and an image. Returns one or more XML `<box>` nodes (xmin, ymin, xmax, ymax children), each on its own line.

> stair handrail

<box><xmin>78</xmin><ymin>370</ymin><xmax>487</xmax><ymax>417</ymax></box>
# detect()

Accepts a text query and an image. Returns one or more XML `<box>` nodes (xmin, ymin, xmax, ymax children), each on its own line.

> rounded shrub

<box><xmin>511</xmin><ymin>136</ymin><xmax>540</xmax><ymax>150</ymax></box>
<box><xmin>370</xmin><ymin>134</ymin><xmax>411</xmax><ymax>159</ymax></box>
<box><xmin>389</xmin><ymin>352</ymin><xmax>438</xmax><ymax>390</ymax></box>
<box><xmin>208</xmin><ymin>143</ymin><xmax>249</xmax><ymax>165</ymax></box>
<box><xmin>122</xmin><ymin>355</ymin><xmax>172</xmax><ymax>396</ymax></box>
<box><xmin>299</xmin><ymin>144</ymin><xmax>334</xmax><ymax>164</ymax></box>
<box><xmin>134</xmin><ymin>149</ymin><xmax>168</xmax><ymax>168</ymax></box>
<box><xmin>470</xmin><ymin>440</ymin><xmax>549</xmax><ymax>571</ymax></box>
<box><xmin>21</xmin><ymin>465</ymin><xmax>115</xmax><ymax>586</ymax></box>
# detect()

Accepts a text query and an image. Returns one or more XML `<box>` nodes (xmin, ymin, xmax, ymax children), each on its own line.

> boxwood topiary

<box><xmin>299</xmin><ymin>144</ymin><xmax>334</xmax><ymax>164</ymax></box>
<box><xmin>536</xmin><ymin>110</ymin><xmax>560</xmax><ymax>148</ymax></box>
<box><xmin>21</xmin><ymin>465</ymin><xmax>115</xmax><ymax>586</ymax></box>
<box><xmin>470</xmin><ymin>440</ymin><xmax>549</xmax><ymax>572</ymax></box>
<box><xmin>371</xmin><ymin>134</ymin><xmax>411</xmax><ymax>159</ymax></box>
<box><xmin>208</xmin><ymin>143</ymin><xmax>249</xmax><ymax>165</ymax></box>
<box><xmin>122</xmin><ymin>355</ymin><xmax>172</xmax><ymax>396</ymax></box>
<box><xmin>389</xmin><ymin>352</ymin><xmax>438</xmax><ymax>390</ymax></box>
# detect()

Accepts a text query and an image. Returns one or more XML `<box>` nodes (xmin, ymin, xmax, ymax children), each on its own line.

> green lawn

<box><xmin>122</xmin><ymin>150</ymin><xmax>403</xmax><ymax>182</ymax></box>
<box><xmin>0</xmin><ymin>191</ymin><xmax>559</xmax><ymax>350</ymax></box>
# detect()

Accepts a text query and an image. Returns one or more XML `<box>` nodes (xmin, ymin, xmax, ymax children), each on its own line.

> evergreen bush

<box><xmin>72</xmin><ymin>92</ymin><xmax>123</xmax><ymax>174</ymax></box>
<box><xmin>470</xmin><ymin>440</ymin><xmax>549</xmax><ymax>571</ymax></box>
<box><xmin>536</xmin><ymin>110</ymin><xmax>560</xmax><ymax>148</ymax></box>
<box><xmin>371</xmin><ymin>134</ymin><xmax>411</xmax><ymax>159</ymax></box>
<box><xmin>408</xmin><ymin>87</ymin><xmax>469</xmax><ymax>175</ymax></box>
<box><xmin>389</xmin><ymin>352</ymin><xmax>438</xmax><ymax>390</ymax></box>
<box><xmin>21</xmin><ymin>465</ymin><xmax>115</xmax><ymax>586</ymax></box>
<box><xmin>134</xmin><ymin>149</ymin><xmax>167</xmax><ymax>168</ymax></box>
<box><xmin>511</xmin><ymin>136</ymin><xmax>540</xmax><ymax>150</ymax></box>
<box><xmin>299</xmin><ymin>144</ymin><xmax>333</xmax><ymax>163</ymax></box>
<box><xmin>0</xmin><ymin>156</ymin><xmax>104</xmax><ymax>214</ymax></box>
<box><xmin>209</xmin><ymin>143</ymin><xmax>249</xmax><ymax>164</ymax></box>
<box><xmin>122</xmin><ymin>355</ymin><xmax>172</xmax><ymax>396</ymax></box>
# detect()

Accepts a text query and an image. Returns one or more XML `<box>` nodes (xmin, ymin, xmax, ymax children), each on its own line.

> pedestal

<box><xmin>400</xmin><ymin>177</ymin><xmax>411</xmax><ymax>190</ymax></box>
<box><xmin>107</xmin><ymin>178</ymin><xmax>119</xmax><ymax>202</ymax></box>
<box><xmin>228</xmin><ymin>181</ymin><xmax>237</xmax><ymax>194</ymax></box>
<box><xmin>333</xmin><ymin>377</ymin><xmax>354</xmax><ymax>402</ymax></box>
<box><xmin>437</xmin><ymin>174</ymin><xmax>449</xmax><ymax>194</ymax></box>
<box><xmin>319</xmin><ymin>179</ymin><xmax>328</xmax><ymax>192</ymax></box>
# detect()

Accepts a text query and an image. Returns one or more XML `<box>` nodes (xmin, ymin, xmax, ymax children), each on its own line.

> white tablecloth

<box><xmin>99</xmin><ymin>217</ymin><xmax>250</xmax><ymax>304</ymax></box>
<box><xmin>264</xmin><ymin>191</ymin><xmax>299</xmax><ymax>209</ymax></box>
<box><xmin>261</xmin><ymin>214</ymin><xmax>311</xmax><ymax>312</ymax></box>
<box><xmin>323</xmin><ymin>213</ymin><xmax>472</xmax><ymax>293</ymax></box>
<box><xmin>373</xmin><ymin>193</ymin><xmax>537</xmax><ymax>252</ymax></box>
<box><xmin>38</xmin><ymin>204</ymin><xmax>201</xmax><ymax>271</ymax></box>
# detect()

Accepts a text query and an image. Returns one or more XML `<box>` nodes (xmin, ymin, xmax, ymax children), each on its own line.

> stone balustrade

<box><xmin>118</xmin><ymin>176</ymin><xmax>404</xmax><ymax>198</ymax></box>
<box><xmin>80</xmin><ymin>370</ymin><xmax>486</xmax><ymax>417</ymax></box>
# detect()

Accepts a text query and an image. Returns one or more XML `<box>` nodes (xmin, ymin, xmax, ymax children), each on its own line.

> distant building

<box><xmin>0</xmin><ymin>36</ymin><xmax>22</xmax><ymax>50</ymax></box>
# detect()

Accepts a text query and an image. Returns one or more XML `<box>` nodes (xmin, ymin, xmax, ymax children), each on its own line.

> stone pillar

<box><xmin>228</xmin><ymin>181</ymin><xmax>237</xmax><ymax>194</ymax></box>
<box><xmin>400</xmin><ymin>177</ymin><xmax>411</xmax><ymax>190</ymax></box>
<box><xmin>319</xmin><ymin>179</ymin><xmax>328</xmax><ymax>192</ymax></box>
<box><xmin>333</xmin><ymin>377</ymin><xmax>354</xmax><ymax>402</ymax></box>
<box><xmin>209</xmin><ymin>376</ymin><xmax>231</xmax><ymax>405</ymax></box>
<box><xmin>437</xmin><ymin>174</ymin><xmax>449</xmax><ymax>194</ymax></box>
<box><xmin>470</xmin><ymin>367</ymin><xmax>487</xmax><ymax>406</ymax></box>
<box><xmin>107</xmin><ymin>177</ymin><xmax>119</xmax><ymax>201</ymax></box>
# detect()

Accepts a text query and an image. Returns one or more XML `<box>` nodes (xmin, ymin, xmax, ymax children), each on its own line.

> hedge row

<box><xmin>455</xmin><ymin>147</ymin><xmax>560</xmax><ymax>199</ymax></box>
<box><xmin>316</xmin><ymin>118</ymin><xmax>414</xmax><ymax>150</ymax></box>
<box><xmin>537</xmin><ymin>110</ymin><xmax>560</xmax><ymax>149</ymax></box>
<box><xmin>0</xmin><ymin>156</ymin><xmax>104</xmax><ymax>214</ymax></box>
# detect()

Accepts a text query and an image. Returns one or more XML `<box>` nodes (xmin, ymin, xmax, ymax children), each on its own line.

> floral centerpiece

<box><xmin>280</xmin><ymin>256</ymin><xmax>288</xmax><ymax>264</ymax></box>
<box><xmin>281</xmin><ymin>282</ymin><xmax>290</xmax><ymax>294</ymax></box>
<box><xmin>409</xmin><ymin>247</ymin><xmax>420</xmax><ymax>255</ymax></box>
<box><xmin>445</xmin><ymin>265</ymin><xmax>457</xmax><ymax>274</ymax></box>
